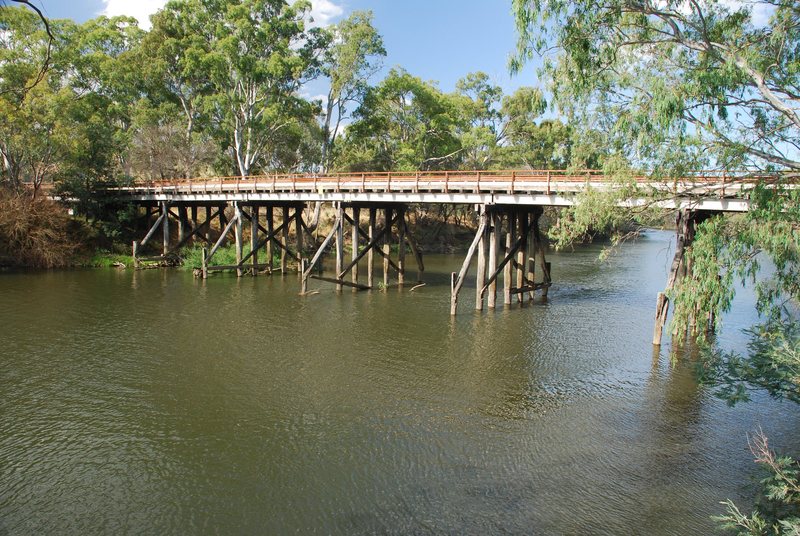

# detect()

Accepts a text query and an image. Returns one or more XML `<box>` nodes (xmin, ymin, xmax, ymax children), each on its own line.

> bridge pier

<box><xmin>301</xmin><ymin>202</ymin><xmax>420</xmax><ymax>294</ymax></box>
<box><xmin>132</xmin><ymin>201</ymin><xmax>223</xmax><ymax>267</ymax></box>
<box><xmin>652</xmin><ymin>209</ymin><xmax>717</xmax><ymax>345</ymax></box>
<box><xmin>451</xmin><ymin>205</ymin><xmax>551</xmax><ymax>315</ymax></box>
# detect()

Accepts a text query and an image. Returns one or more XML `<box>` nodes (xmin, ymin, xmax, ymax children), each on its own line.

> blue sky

<box><xmin>32</xmin><ymin>0</ymin><xmax>543</xmax><ymax>96</ymax></box>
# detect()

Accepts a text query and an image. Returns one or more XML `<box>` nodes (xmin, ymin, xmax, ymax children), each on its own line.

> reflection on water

<box><xmin>1</xmin><ymin>230</ymin><xmax>798</xmax><ymax>535</ymax></box>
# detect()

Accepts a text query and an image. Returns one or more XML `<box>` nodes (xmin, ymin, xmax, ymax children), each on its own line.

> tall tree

<box><xmin>338</xmin><ymin>68</ymin><xmax>464</xmax><ymax>171</ymax></box>
<box><xmin>454</xmin><ymin>72</ymin><xmax>504</xmax><ymax>169</ymax></box>
<box><xmin>203</xmin><ymin>0</ymin><xmax>324</xmax><ymax>177</ymax></box>
<box><xmin>319</xmin><ymin>10</ymin><xmax>384</xmax><ymax>172</ymax></box>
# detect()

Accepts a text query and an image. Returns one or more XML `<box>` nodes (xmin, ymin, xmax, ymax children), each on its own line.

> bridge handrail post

<box><xmin>547</xmin><ymin>170</ymin><xmax>551</xmax><ymax>195</ymax></box>
<box><xmin>476</xmin><ymin>170</ymin><xmax>480</xmax><ymax>193</ymax></box>
<box><xmin>387</xmin><ymin>172</ymin><xmax>391</xmax><ymax>191</ymax></box>
<box><xmin>445</xmin><ymin>171</ymin><xmax>449</xmax><ymax>194</ymax></box>
<box><xmin>292</xmin><ymin>174</ymin><xmax>297</xmax><ymax>193</ymax></box>
<box><xmin>510</xmin><ymin>171</ymin><xmax>515</xmax><ymax>194</ymax></box>
<box><xmin>272</xmin><ymin>173</ymin><xmax>276</xmax><ymax>192</ymax></box>
<box><xmin>336</xmin><ymin>174</ymin><xmax>340</xmax><ymax>193</ymax></box>
<box><xmin>415</xmin><ymin>172</ymin><xmax>419</xmax><ymax>193</ymax></box>
<box><xmin>361</xmin><ymin>173</ymin><xmax>365</xmax><ymax>192</ymax></box>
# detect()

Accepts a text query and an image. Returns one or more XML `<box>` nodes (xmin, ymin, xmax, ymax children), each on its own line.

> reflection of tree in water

<box><xmin>630</xmin><ymin>341</ymin><xmax>716</xmax><ymax>530</ymax></box>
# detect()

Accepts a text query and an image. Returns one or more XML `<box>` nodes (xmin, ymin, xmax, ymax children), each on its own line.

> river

<box><xmin>1</xmin><ymin>229</ymin><xmax>798</xmax><ymax>534</ymax></box>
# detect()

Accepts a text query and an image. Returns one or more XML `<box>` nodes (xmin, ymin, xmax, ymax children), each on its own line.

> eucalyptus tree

<box><xmin>512</xmin><ymin>0</ymin><xmax>798</xmax><ymax>171</ymax></box>
<box><xmin>338</xmin><ymin>68</ymin><xmax>465</xmax><ymax>171</ymax></box>
<box><xmin>319</xmin><ymin>10</ymin><xmax>385</xmax><ymax>172</ymax></box>
<box><xmin>513</xmin><ymin>1</ymin><xmax>800</xmax><ymax>529</ymax></box>
<box><xmin>453</xmin><ymin>72</ymin><xmax>504</xmax><ymax>169</ymax></box>
<box><xmin>152</xmin><ymin>0</ymin><xmax>325</xmax><ymax>178</ymax></box>
<box><xmin>207</xmin><ymin>0</ymin><xmax>325</xmax><ymax>177</ymax></box>
<box><xmin>0</xmin><ymin>8</ymin><xmax>141</xmax><ymax>195</ymax></box>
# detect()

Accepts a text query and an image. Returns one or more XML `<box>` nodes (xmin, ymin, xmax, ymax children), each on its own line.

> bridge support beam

<box><xmin>453</xmin><ymin>205</ymin><xmax>552</xmax><ymax>315</ymax></box>
<box><xmin>652</xmin><ymin>209</ymin><xmax>716</xmax><ymax>345</ymax></box>
<box><xmin>301</xmin><ymin>202</ymin><xmax>417</xmax><ymax>294</ymax></box>
<box><xmin>206</xmin><ymin>203</ymin><xmax>303</xmax><ymax>278</ymax></box>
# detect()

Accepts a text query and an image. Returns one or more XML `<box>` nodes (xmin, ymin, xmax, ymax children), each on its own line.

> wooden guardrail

<box><xmin>103</xmin><ymin>169</ymin><xmax>794</xmax><ymax>198</ymax></box>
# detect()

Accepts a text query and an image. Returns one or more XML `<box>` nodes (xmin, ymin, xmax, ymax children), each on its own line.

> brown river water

<box><xmin>1</xmin><ymin>229</ymin><xmax>798</xmax><ymax>534</ymax></box>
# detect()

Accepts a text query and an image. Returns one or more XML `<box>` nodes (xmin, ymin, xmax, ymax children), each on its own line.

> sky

<box><xmin>31</xmin><ymin>0</ymin><xmax>543</xmax><ymax>96</ymax></box>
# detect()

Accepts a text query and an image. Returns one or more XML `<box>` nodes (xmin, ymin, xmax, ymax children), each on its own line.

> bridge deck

<box><xmin>108</xmin><ymin>170</ymin><xmax>772</xmax><ymax>212</ymax></box>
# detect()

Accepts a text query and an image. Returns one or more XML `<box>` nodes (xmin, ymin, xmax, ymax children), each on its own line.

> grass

<box><xmin>84</xmin><ymin>251</ymin><xmax>134</xmax><ymax>268</ymax></box>
<box><xmin>180</xmin><ymin>244</ymin><xmax>281</xmax><ymax>271</ymax></box>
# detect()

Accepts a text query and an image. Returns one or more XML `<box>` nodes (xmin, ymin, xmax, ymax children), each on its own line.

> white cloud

<box><xmin>307</xmin><ymin>0</ymin><xmax>344</xmax><ymax>28</ymax></box>
<box><xmin>100</xmin><ymin>0</ymin><xmax>166</xmax><ymax>30</ymax></box>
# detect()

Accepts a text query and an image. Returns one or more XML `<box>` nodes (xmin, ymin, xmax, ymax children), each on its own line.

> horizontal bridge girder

<box><xmin>122</xmin><ymin>192</ymin><xmax>751</xmax><ymax>212</ymax></box>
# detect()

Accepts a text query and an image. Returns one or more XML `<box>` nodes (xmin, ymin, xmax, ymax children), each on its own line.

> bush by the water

<box><xmin>0</xmin><ymin>191</ymin><xmax>83</xmax><ymax>268</ymax></box>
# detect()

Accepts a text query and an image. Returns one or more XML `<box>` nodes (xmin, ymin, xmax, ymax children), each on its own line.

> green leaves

<box><xmin>513</xmin><ymin>0</ymin><xmax>800</xmax><ymax>171</ymax></box>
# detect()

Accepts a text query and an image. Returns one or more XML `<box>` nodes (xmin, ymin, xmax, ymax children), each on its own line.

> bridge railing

<box><xmin>108</xmin><ymin>169</ymin><xmax>793</xmax><ymax>197</ymax></box>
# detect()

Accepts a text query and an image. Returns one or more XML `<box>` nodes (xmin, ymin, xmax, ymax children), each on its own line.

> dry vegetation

<box><xmin>0</xmin><ymin>190</ymin><xmax>83</xmax><ymax>268</ymax></box>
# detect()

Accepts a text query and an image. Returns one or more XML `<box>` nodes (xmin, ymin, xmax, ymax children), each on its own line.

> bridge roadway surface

<box><xmin>109</xmin><ymin>169</ymin><xmax>767</xmax><ymax>212</ymax></box>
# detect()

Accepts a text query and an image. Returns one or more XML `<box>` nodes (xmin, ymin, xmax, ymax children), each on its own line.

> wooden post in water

<box><xmin>351</xmin><ymin>206</ymin><xmax>360</xmax><ymax>287</ymax></box>
<box><xmin>653</xmin><ymin>209</ymin><xmax>695</xmax><ymax>345</ymax></box>
<box><xmin>266</xmin><ymin>205</ymin><xmax>274</xmax><ymax>274</ymax></box>
<box><xmin>201</xmin><ymin>247</ymin><xmax>208</xmax><ymax>279</ymax></box>
<box><xmin>295</xmin><ymin>206</ymin><xmax>303</xmax><ymax>272</ymax></box>
<box><xmin>161</xmin><ymin>201</ymin><xmax>170</xmax><ymax>256</ymax></box>
<box><xmin>397</xmin><ymin>206</ymin><xmax>406</xmax><ymax>286</ymax></box>
<box><xmin>335</xmin><ymin>203</ymin><xmax>344</xmax><ymax>291</ymax></box>
<box><xmin>504</xmin><ymin>211</ymin><xmax>516</xmax><ymax>306</ymax></box>
<box><xmin>488</xmin><ymin>211</ymin><xmax>499</xmax><ymax>308</ymax></box>
<box><xmin>234</xmin><ymin>202</ymin><xmax>243</xmax><ymax>277</ymax></box>
<box><xmin>368</xmin><ymin>208</ymin><xmax>376</xmax><ymax>289</ymax></box>
<box><xmin>450</xmin><ymin>210</ymin><xmax>487</xmax><ymax>315</ymax></box>
<box><xmin>531</xmin><ymin>207</ymin><xmax>550</xmax><ymax>299</ymax></box>
<box><xmin>517</xmin><ymin>211</ymin><xmax>529</xmax><ymax>305</ymax></box>
<box><xmin>383</xmin><ymin>207</ymin><xmax>392</xmax><ymax>287</ymax></box>
<box><xmin>475</xmin><ymin>206</ymin><xmax>488</xmax><ymax>310</ymax></box>
<box><xmin>132</xmin><ymin>240</ymin><xmax>139</xmax><ymax>269</ymax></box>
<box><xmin>250</xmin><ymin>205</ymin><xmax>259</xmax><ymax>276</ymax></box>
<box><xmin>280</xmin><ymin>206</ymin><xmax>289</xmax><ymax>273</ymax></box>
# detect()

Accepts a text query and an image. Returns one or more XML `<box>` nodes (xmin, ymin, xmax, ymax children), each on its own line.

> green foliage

<box><xmin>319</xmin><ymin>10</ymin><xmax>385</xmax><ymax>172</ymax></box>
<box><xmin>337</xmin><ymin>68</ymin><xmax>465</xmax><ymax>171</ymax></box>
<box><xmin>546</xmin><ymin>161</ymin><xmax>649</xmax><ymax>249</ymax></box>
<box><xmin>85</xmin><ymin>251</ymin><xmax>134</xmax><ymax>268</ymax></box>
<box><xmin>179</xmin><ymin>243</ymin><xmax>281</xmax><ymax>272</ymax></box>
<box><xmin>512</xmin><ymin>0</ymin><xmax>799</xmax><ymax>171</ymax></box>
<box><xmin>700</xmin><ymin>320</ymin><xmax>800</xmax><ymax>407</ymax></box>
<box><xmin>715</xmin><ymin>431</ymin><xmax>800</xmax><ymax>535</ymax></box>
<box><xmin>511</xmin><ymin>1</ymin><xmax>800</xmax><ymax>529</ymax></box>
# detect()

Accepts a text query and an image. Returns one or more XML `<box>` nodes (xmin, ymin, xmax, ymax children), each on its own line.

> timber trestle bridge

<box><xmin>109</xmin><ymin>169</ymin><xmax>780</xmax><ymax>346</ymax></box>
